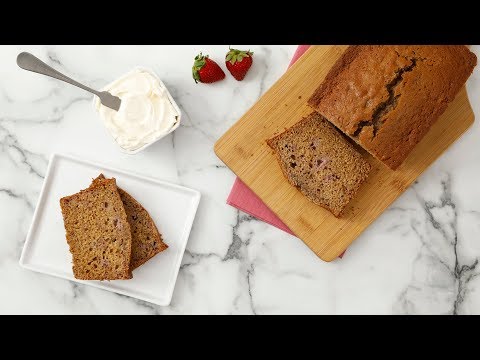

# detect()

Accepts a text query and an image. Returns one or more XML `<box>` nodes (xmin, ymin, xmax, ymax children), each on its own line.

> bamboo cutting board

<box><xmin>214</xmin><ymin>45</ymin><xmax>475</xmax><ymax>261</ymax></box>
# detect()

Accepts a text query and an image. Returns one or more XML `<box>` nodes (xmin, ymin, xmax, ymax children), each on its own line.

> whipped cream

<box><xmin>95</xmin><ymin>68</ymin><xmax>179</xmax><ymax>152</ymax></box>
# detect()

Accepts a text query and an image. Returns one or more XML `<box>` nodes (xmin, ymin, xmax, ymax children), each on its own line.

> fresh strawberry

<box><xmin>192</xmin><ymin>52</ymin><xmax>225</xmax><ymax>84</ymax></box>
<box><xmin>225</xmin><ymin>47</ymin><xmax>254</xmax><ymax>81</ymax></box>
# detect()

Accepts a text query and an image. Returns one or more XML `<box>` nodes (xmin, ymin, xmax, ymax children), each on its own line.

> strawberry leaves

<box><xmin>225</xmin><ymin>47</ymin><xmax>253</xmax><ymax>65</ymax></box>
<box><xmin>192</xmin><ymin>52</ymin><xmax>208</xmax><ymax>83</ymax></box>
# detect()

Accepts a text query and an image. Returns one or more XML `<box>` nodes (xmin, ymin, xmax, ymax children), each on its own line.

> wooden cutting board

<box><xmin>214</xmin><ymin>45</ymin><xmax>475</xmax><ymax>261</ymax></box>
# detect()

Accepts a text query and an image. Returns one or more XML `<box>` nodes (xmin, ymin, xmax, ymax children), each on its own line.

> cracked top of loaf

<box><xmin>308</xmin><ymin>45</ymin><xmax>477</xmax><ymax>170</ymax></box>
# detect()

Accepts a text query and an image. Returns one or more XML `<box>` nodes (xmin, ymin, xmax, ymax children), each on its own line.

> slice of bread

<box><xmin>60</xmin><ymin>177</ymin><xmax>133</xmax><ymax>280</ymax></box>
<box><xmin>92</xmin><ymin>175</ymin><xmax>168</xmax><ymax>270</ymax></box>
<box><xmin>267</xmin><ymin>112</ymin><xmax>372</xmax><ymax>217</ymax></box>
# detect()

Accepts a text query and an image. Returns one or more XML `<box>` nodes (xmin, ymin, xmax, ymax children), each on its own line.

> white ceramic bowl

<box><xmin>93</xmin><ymin>66</ymin><xmax>181</xmax><ymax>155</ymax></box>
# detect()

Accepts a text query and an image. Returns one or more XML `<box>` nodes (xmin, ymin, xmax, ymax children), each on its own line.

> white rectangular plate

<box><xmin>19</xmin><ymin>153</ymin><xmax>201</xmax><ymax>306</ymax></box>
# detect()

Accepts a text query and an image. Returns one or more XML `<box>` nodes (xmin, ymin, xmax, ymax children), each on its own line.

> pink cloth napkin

<box><xmin>226</xmin><ymin>45</ymin><xmax>345</xmax><ymax>258</ymax></box>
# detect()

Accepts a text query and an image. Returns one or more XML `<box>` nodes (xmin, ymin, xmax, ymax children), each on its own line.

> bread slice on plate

<box><xmin>60</xmin><ymin>177</ymin><xmax>133</xmax><ymax>280</ymax></box>
<box><xmin>92</xmin><ymin>174</ymin><xmax>168</xmax><ymax>270</ymax></box>
<box><xmin>267</xmin><ymin>111</ymin><xmax>371</xmax><ymax>217</ymax></box>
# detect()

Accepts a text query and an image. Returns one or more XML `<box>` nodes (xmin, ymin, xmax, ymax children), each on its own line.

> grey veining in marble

<box><xmin>1</xmin><ymin>45</ymin><xmax>479</xmax><ymax>314</ymax></box>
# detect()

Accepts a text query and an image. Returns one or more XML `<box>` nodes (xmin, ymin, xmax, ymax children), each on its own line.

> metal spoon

<box><xmin>16</xmin><ymin>52</ymin><xmax>121</xmax><ymax>111</ymax></box>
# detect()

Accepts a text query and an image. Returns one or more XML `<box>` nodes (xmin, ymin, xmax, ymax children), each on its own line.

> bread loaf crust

<box><xmin>309</xmin><ymin>45</ymin><xmax>477</xmax><ymax>170</ymax></box>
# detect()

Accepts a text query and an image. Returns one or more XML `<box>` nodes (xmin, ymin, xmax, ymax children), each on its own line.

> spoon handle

<box><xmin>17</xmin><ymin>52</ymin><xmax>100</xmax><ymax>96</ymax></box>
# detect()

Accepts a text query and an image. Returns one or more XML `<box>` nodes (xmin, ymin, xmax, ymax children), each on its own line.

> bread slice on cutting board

<box><xmin>267</xmin><ymin>112</ymin><xmax>371</xmax><ymax>217</ymax></box>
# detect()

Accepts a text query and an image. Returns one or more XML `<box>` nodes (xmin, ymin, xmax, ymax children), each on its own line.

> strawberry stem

<box><xmin>225</xmin><ymin>47</ymin><xmax>254</xmax><ymax>64</ymax></box>
<box><xmin>192</xmin><ymin>52</ymin><xmax>208</xmax><ymax>83</ymax></box>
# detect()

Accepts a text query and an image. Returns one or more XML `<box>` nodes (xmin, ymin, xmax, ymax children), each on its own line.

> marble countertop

<box><xmin>1</xmin><ymin>45</ymin><xmax>479</xmax><ymax>314</ymax></box>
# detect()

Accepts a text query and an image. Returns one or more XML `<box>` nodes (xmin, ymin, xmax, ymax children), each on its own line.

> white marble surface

<box><xmin>1</xmin><ymin>45</ymin><xmax>479</xmax><ymax>314</ymax></box>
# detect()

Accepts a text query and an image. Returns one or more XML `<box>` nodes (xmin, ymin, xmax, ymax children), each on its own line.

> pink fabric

<box><xmin>227</xmin><ymin>177</ymin><xmax>295</xmax><ymax>235</ymax></box>
<box><xmin>226</xmin><ymin>45</ymin><xmax>346</xmax><ymax>259</ymax></box>
<box><xmin>287</xmin><ymin>45</ymin><xmax>311</xmax><ymax>67</ymax></box>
